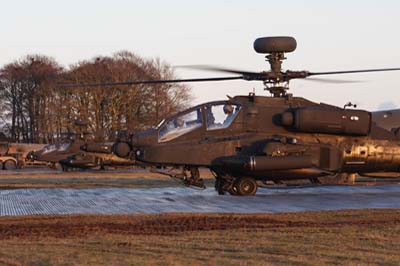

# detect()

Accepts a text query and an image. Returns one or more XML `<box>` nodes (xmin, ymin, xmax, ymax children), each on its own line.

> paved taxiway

<box><xmin>1</xmin><ymin>185</ymin><xmax>400</xmax><ymax>216</ymax></box>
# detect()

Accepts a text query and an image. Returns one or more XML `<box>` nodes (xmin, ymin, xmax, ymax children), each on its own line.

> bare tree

<box><xmin>0</xmin><ymin>55</ymin><xmax>62</xmax><ymax>143</ymax></box>
<box><xmin>0</xmin><ymin>52</ymin><xmax>192</xmax><ymax>143</ymax></box>
<box><xmin>65</xmin><ymin>51</ymin><xmax>191</xmax><ymax>136</ymax></box>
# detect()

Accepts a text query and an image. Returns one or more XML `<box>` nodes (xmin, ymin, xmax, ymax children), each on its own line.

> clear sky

<box><xmin>1</xmin><ymin>0</ymin><xmax>400</xmax><ymax>110</ymax></box>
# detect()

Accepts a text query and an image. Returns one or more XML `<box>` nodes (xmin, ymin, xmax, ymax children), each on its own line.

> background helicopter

<box><xmin>28</xmin><ymin>120</ymin><xmax>135</xmax><ymax>171</ymax></box>
<box><xmin>68</xmin><ymin>36</ymin><xmax>400</xmax><ymax>196</ymax></box>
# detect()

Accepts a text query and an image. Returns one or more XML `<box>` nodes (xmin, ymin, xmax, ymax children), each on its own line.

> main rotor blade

<box><xmin>60</xmin><ymin>76</ymin><xmax>244</xmax><ymax>88</ymax></box>
<box><xmin>304</xmin><ymin>77</ymin><xmax>362</xmax><ymax>84</ymax></box>
<box><xmin>308</xmin><ymin>68</ymin><xmax>400</xmax><ymax>76</ymax></box>
<box><xmin>177</xmin><ymin>65</ymin><xmax>260</xmax><ymax>76</ymax></box>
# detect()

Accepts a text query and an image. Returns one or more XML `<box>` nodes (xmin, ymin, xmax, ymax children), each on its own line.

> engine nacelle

<box><xmin>281</xmin><ymin>108</ymin><xmax>371</xmax><ymax>136</ymax></box>
<box><xmin>219</xmin><ymin>155</ymin><xmax>313</xmax><ymax>172</ymax></box>
<box><xmin>82</xmin><ymin>143</ymin><xmax>112</xmax><ymax>154</ymax></box>
<box><xmin>112</xmin><ymin>142</ymin><xmax>132</xmax><ymax>158</ymax></box>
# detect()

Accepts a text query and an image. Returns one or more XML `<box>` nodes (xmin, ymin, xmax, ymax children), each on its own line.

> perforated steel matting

<box><xmin>1</xmin><ymin>185</ymin><xmax>400</xmax><ymax>216</ymax></box>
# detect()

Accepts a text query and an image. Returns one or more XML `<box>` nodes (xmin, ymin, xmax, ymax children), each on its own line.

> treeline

<box><xmin>0</xmin><ymin>51</ymin><xmax>191</xmax><ymax>143</ymax></box>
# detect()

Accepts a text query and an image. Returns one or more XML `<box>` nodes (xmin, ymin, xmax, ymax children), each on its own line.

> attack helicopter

<box><xmin>372</xmin><ymin>109</ymin><xmax>400</xmax><ymax>132</ymax></box>
<box><xmin>28</xmin><ymin>120</ymin><xmax>135</xmax><ymax>171</ymax></box>
<box><xmin>68</xmin><ymin>36</ymin><xmax>400</xmax><ymax>196</ymax></box>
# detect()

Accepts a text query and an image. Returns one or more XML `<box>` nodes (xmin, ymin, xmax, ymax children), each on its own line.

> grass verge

<box><xmin>0</xmin><ymin>209</ymin><xmax>399</xmax><ymax>265</ymax></box>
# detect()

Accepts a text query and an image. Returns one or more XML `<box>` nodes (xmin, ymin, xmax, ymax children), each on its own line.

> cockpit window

<box><xmin>206</xmin><ymin>103</ymin><xmax>240</xmax><ymax>130</ymax></box>
<box><xmin>158</xmin><ymin>108</ymin><xmax>202</xmax><ymax>142</ymax></box>
<box><xmin>58</xmin><ymin>143</ymin><xmax>70</xmax><ymax>151</ymax></box>
<box><xmin>42</xmin><ymin>143</ymin><xmax>70</xmax><ymax>154</ymax></box>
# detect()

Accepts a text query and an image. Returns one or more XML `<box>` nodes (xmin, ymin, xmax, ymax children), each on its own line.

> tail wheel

<box><xmin>4</xmin><ymin>160</ymin><xmax>17</xmax><ymax>170</ymax></box>
<box><xmin>235</xmin><ymin>177</ymin><xmax>258</xmax><ymax>196</ymax></box>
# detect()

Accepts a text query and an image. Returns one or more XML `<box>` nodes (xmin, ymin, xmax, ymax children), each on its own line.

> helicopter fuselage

<box><xmin>110</xmin><ymin>94</ymin><xmax>400</xmax><ymax>195</ymax></box>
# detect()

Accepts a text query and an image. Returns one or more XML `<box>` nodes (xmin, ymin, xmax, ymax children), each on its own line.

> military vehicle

<box><xmin>0</xmin><ymin>142</ymin><xmax>45</xmax><ymax>170</ymax></box>
<box><xmin>67</xmin><ymin>36</ymin><xmax>400</xmax><ymax>195</ymax></box>
<box><xmin>0</xmin><ymin>142</ymin><xmax>19</xmax><ymax>170</ymax></box>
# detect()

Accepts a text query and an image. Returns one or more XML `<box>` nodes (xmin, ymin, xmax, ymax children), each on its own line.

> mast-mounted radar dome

<box><xmin>254</xmin><ymin>36</ymin><xmax>297</xmax><ymax>54</ymax></box>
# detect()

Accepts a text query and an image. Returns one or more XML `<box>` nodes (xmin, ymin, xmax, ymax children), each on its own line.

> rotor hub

<box><xmin>252</xmin><ymin>37</ymin><xmax>298</xmax><ymax>97</ymax></box>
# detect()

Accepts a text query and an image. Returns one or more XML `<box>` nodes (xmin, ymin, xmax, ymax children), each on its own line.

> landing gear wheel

<box><xmin>228</xmin><ymin>184</ymin><xmax>239</xmax><ymax>196</ymax></box>
<box><xmin>235</xmin><ymin>177</ymin><xmax>258</xmax><ymax>196</ymax></box>
<box><xmin>215</xmin><ymin>177</ymin><xmax>232</xmax><ymax>195</ymax></box>
<box><xmin>183</xmin><ymin>167</ymin><xmax>204</xmax><ymax>188</ymax></box>
<box><xmin>215</xmin><ymin>175</ymin><xmax>236</xmax><ymax>195</ymax></box>
<box><xmin>4</xmin><ymin>160</ymin><xmax>17</xmax><ymax>170</ymax></box>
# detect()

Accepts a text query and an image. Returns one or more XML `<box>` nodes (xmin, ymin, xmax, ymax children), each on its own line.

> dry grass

<box><xmin>0</xmin><ymin>209</ymin><xmax>399</xmax><ymax>265</ymax></box>
<box><xmin>0</xmin><ymin>169</ymin><xmax>398</xmax><ymax>189</ymax></box>
<box><xmin>0</xmin><ymin>176</ymin><xmax>196</xmax><ymax>189</ymax></box>
<box><xmin>0</xmin><ymin>169</ymin><xmax>214</xmax><ymax>189</ymax></box>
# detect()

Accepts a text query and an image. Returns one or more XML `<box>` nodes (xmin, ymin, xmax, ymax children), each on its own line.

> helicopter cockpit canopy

<box><xmin>158</xmin><ymin>107</ymin><xmax>203</xmax><ymax>143</ymax></box>
<box><xmin>205</xmin><ymin>103</ymin><xmax>241</xmax><ymax>130</ymax></box>
<box><xmin>42</xmin><ymin>143</ymin><xmax>71</xmax><ymax>154</ymax></box>
<box><xmin>158</xmin><ymin>102</ymin><xmax>241</xmax><ymax>143</ymax></box>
